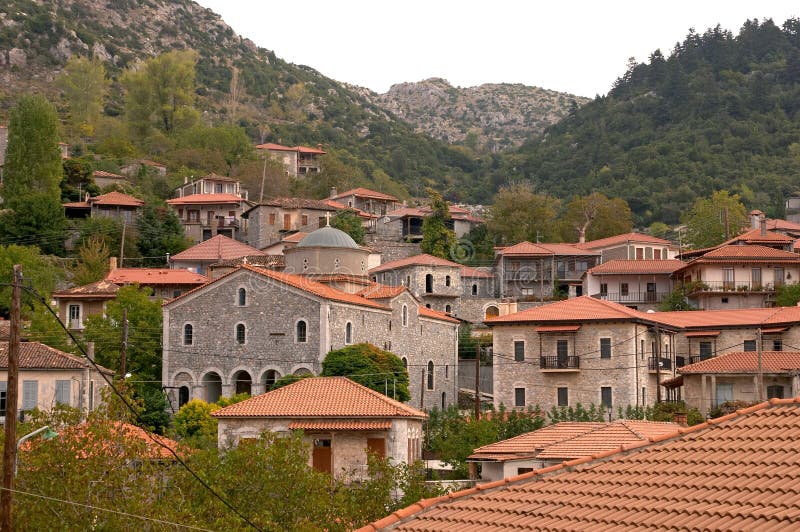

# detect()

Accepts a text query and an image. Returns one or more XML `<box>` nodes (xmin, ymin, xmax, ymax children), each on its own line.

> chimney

<box><xmin>329</xmin><ymin>186</ymin><xmax>337</xmax><ymax>198</ymax></box>
<box><xmin>317</xmin><ymin>143</ymin><xmax>323</xmax><ymax>151</ymax></box>
<box><xmin>761</xmin><ymin>218</ymin><xmax>767</xmax><ymax>237</ymax></box>
<box><xmin>184</xmin><ymin>175</ymin><xmax>188</xmax><ymax>184</ymax></box>
<box><xmin>672</xmin><ymin>412</ymin><xmax>688</xmax><ymax>427</ymax></box>
<box><xmin>109</xmin><ymin>257</ymin><xmax>118</xmax><ymax>270</ymax></box>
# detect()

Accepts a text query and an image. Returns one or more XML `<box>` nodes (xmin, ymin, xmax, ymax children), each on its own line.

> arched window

<box><xmin>402</xmin><ymin>305</ymin><xmax>408</xmax><ymax>327</ymax></box>
<box><xmin>183</xmin><ymin>324</ymin><xmax>193</xmax><ymax>345</ymax></box>
<box><xmin>472</xmin><ymin>284</ymin><xmax>478</xmax><ymax>296</ymax></box>
<box><xmin>445</xmin><ymin>304</ymin><xmax>452</xmax><ymax>314</ymax></box>
<box><xmin>427</xmin><ymin>361</ymin><xmax>434</xmax><ymax>390</ymax></box>
<box><xmin>263</xmin><ymin>370</ymin><xmax>280</xmax><ymax>390</ymax></box>
<box><xmin>425</xmin><ymin>274</ymin><xmax>433</xmax><ymax>293</ymax></box>
<box><xmin>441</xmin><ymin>392</ymin><xmax>446</xmax><ymax>409</ymax></box>
<box><xmin>426</xmin><ymin>304</ymin><xmax>431</xmax><ymax>309</ymax></box>
<box><xmin>238</xmin><ymin>287</ymin><xmax>246</xmax><ymax>306</ymax></box>
<box><xmin>485</xmin><ymin>305</ymin><xmax>499</xmax><ymax>319</ymax></box>
<box><xmin>236</xmin><ymin>323</ymin><xmax>246</xmax><ymax>344</ymax></box>
<box><xmin>345</xmin><ymin>322</ymin><xmax>353</xmax><ymax>344</ymax></box>
<box><xmin>402</xmin><ymin>357</ymin><xmax>408</xmax><ymax>369</ymax></box>
<box><xmin>178</xmin><ymin>386</ymin><xmax>190</xmax><ymax>407</ymax></box>
<box><xmin>445</xmin><ymin>275</ymin><xmax>451</xmax><ymax>287</ymax></box>
<box><xmin>296</xmin><ymin>320</ymin><xmax>307</xmax><ymax>343</ymax></box>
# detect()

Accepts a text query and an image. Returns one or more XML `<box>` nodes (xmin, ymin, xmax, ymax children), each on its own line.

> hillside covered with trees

<box><xmin>507</xmin><ymin>18</ymin><xmax>800</xmax><ymax>225</ymax></box>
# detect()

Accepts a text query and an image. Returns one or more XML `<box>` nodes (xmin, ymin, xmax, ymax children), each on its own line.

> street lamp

<box><xmin>16</xmin><ymin>425</ymin><xmax>58</xmax><ymax>475</ymax></box>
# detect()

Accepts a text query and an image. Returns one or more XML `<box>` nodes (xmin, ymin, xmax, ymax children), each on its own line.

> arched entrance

<box><xmin>232</xmin><ymin>370</ymin><xmax>252</xmax><ymax>395</ymax></box>
<box><xmin>202</xmin><ymin>372</ymin><xmax>222</xmax><ymax>403</ymax></box>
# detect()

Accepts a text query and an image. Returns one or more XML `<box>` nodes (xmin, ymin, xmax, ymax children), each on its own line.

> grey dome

<box><xmin>297</xmin><ymin>226</ymin><xmax>359</xmax><ymax>249</ymax></box>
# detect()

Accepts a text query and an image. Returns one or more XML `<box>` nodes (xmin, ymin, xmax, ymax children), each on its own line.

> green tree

<box><xmin>420</xmin><ymin>188</ymin><xmax>457</xmax><ymax>258</ymax></box>
<box><xmin>0</xmin><ymin>94</ymin><xmax>67</xmax><ymax>255</ymax></box>
<box><xmin>75</xmin><ymin>216</ymin><xmax>140</xmax><ymax>262</ymax></box>
<box><xmin>331</xmin><ymin>209</ymin><xmax>365</xmax><ymax>244</ymax></box>
<box><xmin>558</xmin><ymin>192</ymin><xmax>633</xmax><ymax>243</ymax></box>
<box><xmin>0</xmin><ymin>244</ymin><xmax>62</xmax><ymax>317</ymax></box>
<box><xmin>487</xmin><ymin>183</ymin><xmax>560</xmax><ymax>243</ymax></box>
<box><xmin>135</xmin><ymin>205</ymin><xmax>191</xmax><ymax>267</ymax></box>
<box><xmin>775</xmin><ymin>283</ymin><xmax>800</xmax><ymax>306</ymax></box>
<box><xmin>71</xmin><ymin>235</ymin><xmax>110</xmax><ymax>286</ymax></box>
<box><xmin>547</xmin><ymin>403</ymin><xmax>607</xmax><ymax>422</ymax></box>
<box><xmin>681</xmin><ymin>190</ymin><xmax>748</xmax><ymax>249</ymax></box>
<box><xmin>173</xmin><ymin>399</ymin><xmax>221</xmax><ymax>440</ymax></box>
<box><xmin>322</xmin><ymin>343</ymin><xmax>410</xmax><ymax>402</ymax></box>
<box><xmin>659</xmin><ymin>284</ymin><xmax>698</xmax><ymax>311</ymax></box>
<box><xmin>55</xmin><ymin>55</ymin><xmax>110</xmax><ymax>140</ymax></box>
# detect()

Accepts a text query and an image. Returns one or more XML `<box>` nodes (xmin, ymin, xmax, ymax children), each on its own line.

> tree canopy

<box><xmin>420</xmin><ymin>188</ymin><xmax>457</xmax><ymax>259</ymax></box>
<box><xmin>330</xmin><ymin>208</ymin><xmax>366</xmax><ymax>245</ymax></box>
<box><xmin>681</xmin><ymin>190</ymin><xmax>748</xmax><ymax>248</ymax></box>
<box><xmin>487</xmin><ymin>182</ymin><xmax>560</xmax><ymax>244</ymax></box>
<box><xmin>322</xmin><ymin>343</ymin><xmax>410</xmax><ymax>402</ymax></box>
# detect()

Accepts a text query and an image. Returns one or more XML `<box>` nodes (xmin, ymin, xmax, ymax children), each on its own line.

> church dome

<box><xmin>296</xmin><ymin>226</ymin><xmax>359</xmax><ymax>249</ymax></box>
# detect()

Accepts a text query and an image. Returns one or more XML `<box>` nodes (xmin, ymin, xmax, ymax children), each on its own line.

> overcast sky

<box><xmin>195</xmin><ymin>0</ymin><xmax>799</xmax><ymax>98</ymax></box>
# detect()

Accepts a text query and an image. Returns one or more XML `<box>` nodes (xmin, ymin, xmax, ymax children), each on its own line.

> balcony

<box><xmin>540</xmin><ymin>355</ymin><xmax>580</xmax><ymax>371</ymax></box>
<box><xmin>595</xmin><ymin>292</ymin><xmax>668</xmax><ymax>304</ymax></box>
<box><xmin>648</xmin><ymin>356</ymin><xmax>672</xmax><ymax>372</ymax></box>
<box><xmin>685</xmin><ymin>281</ymin><xmax>773</xmax><ymax>294</ymax></box>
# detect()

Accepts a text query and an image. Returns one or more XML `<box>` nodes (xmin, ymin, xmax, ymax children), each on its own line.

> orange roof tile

<box><xmin>486</xmin><ymin>296</ymin><xmax>648</xmax><ymax>325</ymax></box>
<box><xmin>331</xmin><ymin>187</ymin><xmax>400</xmax><ymax>202</ymax></box>
<box><xmin>651</xmin><ymin>306</ymin><xmax>800</xmax><ymax>329</ymax></box>
<box><xmin>52</xmin><ymin>421</ymin><xmax>184</xmax><ymax>460</ymax></box>
<box><xmin>576</xmin><ymin>232</ymin><xmax>672</xmax><ymax>250</ymax></box>
<box><xmin>105</xmin><ymin>268</ymin><xmax>209</xmax><ymax>286</ymax></box>
<box><xmin>678</xmin><ymin>351</ymin><xmax>800</xmax><ymax>374</ymax></box>
<box><xmin>588</xmin><ymin>259</ymin><xmax>685</xmax><ymax>275</ymax></box>
<box><xmin>470</xmin><ymin>422</ymin><xmax>606</xmax><ymax>460</ymax></box>
<box><xmin>92</xmin><ymin>170</ymin><xmax>126</xmax><ymax>179</ymax></box>
<box><xmin>53</xmin><ymin>279</ymin><xmax>120</xmax><ymax>298</ymax></box>
<box><xmin>88</xmin><ymin>191</ymin><xmax>144</xmax><ymax>207</ymax></box>
<box><xmin>171</xmin><ymin>235</ymin><xmax>266</xmax><ymax>262</ymax></box>
<box><xmin>288</xmin><ymin>420</ymin><xmax>392</xmax><ymax>430</ymax></box>
<box><xmin>725</xmin><ymin>227</ymin><xmax>795</xmax><ymax>244</ymax></box>
<box><xmin>282</xmin><ymin>232</ymin><xmax>308</xmax><ymax>243</ymax></box>
<box><xmin>212</xmin><ymin>377</ymin><xmax>426</xmax><ymax>419</ymax></box>
<box><xmin>536</xmin><ymin>420</ymin><xmax>681</xmax><ymax>460</ymax></box>
<box><xmin>255</xmin><ymin>142</ymin><xmax>325</xmax><ymax>154</ymax></box>
<box><xmin>356</xmin><ymin>283</ymin><xmax>408</xmax><ymax>299</ymax></box>
<box><xmin>496</xmin><ymin>241</ymin><xmax>599</xmax><ymax>257</ymax></box>
<box><xmin>165</xmin><ymin>193</ymin><xmax>244</xmax><ymax>205</ymax></box>
<box><xmin>0</xmin><ymin>342</ymin><xmax>112</xmax><ymax>373</ymax></box>
<box><xmin>418</xmin><ymin>306</ymin><xmax>460</xmax><ymax>323</ymax></box>
<box><xmin>688</xmin><ymin>244</ymin><xmax>800</xmax><ymax>261</ymax></box>
<box><xmin>370</xmin><ymin>253</ymin><xmax>462</xmax><ymax>273</ymax></box>
<box><xmin>361</xmin><ymin>399</ymin><xmax>800</xmax><ymax>531</ymax></box>
<box><xmin>766</xmin><ymin>218</ymin><xmax>800</xmax><ymax>232</ymax></box>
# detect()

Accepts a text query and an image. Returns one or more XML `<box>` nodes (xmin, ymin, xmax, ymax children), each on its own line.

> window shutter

<box><xmin>22</xmin><ymin>380</ymin><xmax>38</xmax><ymax>410</ymax></box>
<box><xmin>55</xmin><ymin>380</ymin><xmax>71</xmax><ymax>405</ymax></box>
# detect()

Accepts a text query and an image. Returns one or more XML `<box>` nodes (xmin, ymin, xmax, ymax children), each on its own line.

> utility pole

<box><xmin>655</xmin><ymin>327</ymin><xmax>662</xmax><ymax>404</ymax></box>
<box><xmin>1</xmin><ymin>265</ymin><xmax>23</xmax><ymax>531</ymax></box>
<box><xmin>120</xmin><ymin>308</ymin><xmax>128</xmax><ymax>378</ymax></box>
<box><xmin>120</xmin><ymin>222</ymin><xmax>126</xmax><ymax>267</ymax></box>
<box><xmin>259</xmin><ymin>156</ymin><xmax>268</xmax><ymax>203</ymax></box>
<box><xmin>420</xmin><ymin>368</ymin><xmax>425</xmax><ymax>409</ymax></box>
<box><xmin>474</xmin><ymin>341</ymin><xmax>481</xmax><ymax>421</ymax></box>
<box><xmin>757</xmin><ymin>328</ymin><xmax>764</xmax><ymax>401</ymax></box>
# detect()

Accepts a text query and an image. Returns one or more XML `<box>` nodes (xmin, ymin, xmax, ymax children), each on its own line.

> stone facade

<box><xmin>680</xmin><ymin>373</ymin><xmax>799</xmax><ymax>416</ymax></box>
<box><xmin>243</xmin><ymin>201</ymin><xmax>336</xmax><ymax>250</ymax></box>
<box><xmin>162</xmin><ymin>268</ymin><xmax>459</xmax><ymax>411</ymax></box>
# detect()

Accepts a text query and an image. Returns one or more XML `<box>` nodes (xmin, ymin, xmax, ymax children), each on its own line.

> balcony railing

<box><xmin>540</xmin><ymin>355</ymin><xmax>580</xmax><ymax>370</ymax></box>
<box><xmin>648</xmin><ymin>356</ymin><xmax>672</xmax><ymax>371</ymax></box>
<box><xmin>594</xmin><ymin>292</ymin><xmax>668</xmax><ymax>303</ymax></box>
<box><xmin>685</xmin><ymin>281</ymin><xmax>773</xmax><ymax>293</ymax></box>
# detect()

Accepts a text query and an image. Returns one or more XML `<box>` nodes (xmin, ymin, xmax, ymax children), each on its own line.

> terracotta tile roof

<box><xmin>356</xmin><ymin>283</ymin><xmax>407</xmax><ymax>299</ymax></box>
<box><xmin>212</xmin><ymin>377</ymin><xmax>426</xmax><ymax>419</ymax></box>
<box><xmin>53</xmin><ymin>279</ymin><xmax>119</xmax><ymax>298</ymax></box>
<box><xmin>88</xmin><ymin>191</ymin><xmax>144</xmax><ymax>207</ymax></box>
<box><xmin>360</xmin><ymin>399</ymin><xmax>800</xmax><ymax>531</ymax></box>
<box><xmin>650</xmin><ymin>306</ymin><xmax>800</xmax><ymax>329</ymax></box>
<box><xmin>459</xmin><ymin>265</ymin><xmax>493</xmax><ymax>278</ymax></box>
<box><xmin>92</xmin><ymin>170</ymin><xmax>126</xmax><ymax>179</ymax></box>
<box><xmin>486</xmin><ymin>295</ymin><xmax>648</xmax><ymax>325</ymax></box>
<box><xmin>725</xmin><ymin>228</ymin><xmax>795</xmax><ymax>244</ymax></box>
<box><xmin>536</xmin><ymin>420</ymin><xmax>681</xmax><ymax>460</ymax></box>
<box><xmin>370</xmin><ymin>253</ymin><xmax>462</xmax><ymax>273</ymax></box>
<box><xmin>766</xmin><ymin>218</ymin><xmax>800</xmax><ymax>232</ymax></box>
<box><xmin>105</xmin><ymin>268</ymin><xmax>209</xmax><ymax>286</ymax></box>
<box><xmin>0</xmin><ymin>320</ymin><xmax>9</xmax><ymax>341</ymax></box>
<box><xmin>576</xmin><ymin>232</ymin><xmax>672</xmax><ymax>250</ymax></box>
<box><xmin>165</xmin><ymin>193</ymin><xmax>244</xmax><ymax>205</ymax></box>
<box><xmin>687</xmin><ymin>244</ymin><xmax>800</xmax><ymax>261</ymax></box>
<box><xmin>52</xmin><ymin>421</ymin><xmax>184</xmax><ymax>460</ymax></box>
<box><xmin>288</xmin><ymin>420</ymin><xmax>392</xmax><ymax>430</ymax></box>
<box><xmin>588</xmin><ymin>259</ymin><xmax>685</xmax><ymax>275</ymax></box>
<box><xmin>255</xmin><ymin>142</ymin><xmax>326</xmax><ymax>154</ymax></box>
<box><xmin>0</xmin><ymin>341</ymin><xmax>112</xmax><ymax>373</ymax></box>
<box><xmin>321</xmin><ymin>199</ymin><xmax>375</xmax><ymax>218</ymax></box>
<box><xmin>535</xmin><ymin>324</ymin><xmax>581</xmax><ymax>332</ymax></box>
<box><xmin>62</xmin><ymin>200</ymin><xmax>91</xmax><ymax>209</ymax></box>
<box><xmin>254</xmin><ymin>197</ymin><xmax>338</xmax><ymax>210</ymax></box>
<box><xmin>171</xmin><ymin>235</ymin><xmax>266</xmax><ymax>262</ymax></box>
<box><xmin>678</xmin><ymin>351</ymin><xmax>800</xmax><ymax>374</ymax></box>
<box><xmin>418</xmin><ymin>306</ymin><xmax>460</xmax><ymax>323</ymax></box>
<box><xmin>282</xmin><ymin>232</ymin><xmax>308</xmax><ymax>243</ymax></box>
<box><xmin>470</xmin><ymin>422</ymin><xmax>606</xmax><ymax>461</ymax></box>
<box><xmin>199</xmin><ymin>172</ymin><xmax>237</xmax><ymax>182</ymax></box>
<box><xmin>386</xmin><ymin>206</ymin><xmax>484</xmax><ymax>223</ymax></box>
<box><xmin>331</xmin><ymin>188</ymin><xmax>400</xmax><ymax>202</ymax></box>
<box><xmin>496</xmin><ymin>241</ymin><xmax>599</xmax><ymax>257</ymax></box>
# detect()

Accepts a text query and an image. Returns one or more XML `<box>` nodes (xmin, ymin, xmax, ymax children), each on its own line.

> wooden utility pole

<box><xmin>655</xmin><ymin>327</ymin><xmax>662</xmax><ymax>404</ymax></box>
<box><xmin>419</xmin><ymin>368</ymin><xmax>425</xmax><ymax>409</ymax></box>
<box><xmin>474</xmin><ymin>341</ymin><xmax>481</xmax><ymax>421</ymax></box>
<box><xmin>120</xmin><ymin>308</ymin><xmax>128</xmax><ymax>378</ymax></box>
<box><xmin>757</xmin><ymin>328</ymin><xmax>764</xmax><ymax>401</ymax></box>
<box><xmin>1</xmin><ymin>265</ymin><xmax>23</xmax><ymax>531</ymax></box>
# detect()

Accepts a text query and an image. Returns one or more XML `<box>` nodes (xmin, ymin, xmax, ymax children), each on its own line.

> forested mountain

<box><xmin>508</xmin><ymin>18</ymin><xmax>800</xmax><ymax>225</ymax></box>
<box><xmin>363</xmin><ymin>78</ymin><xmax>588</xmax><ymax>151</ymax></box>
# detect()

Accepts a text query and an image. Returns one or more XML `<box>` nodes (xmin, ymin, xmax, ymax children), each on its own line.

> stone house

<box><xmin>105</xmin><ymin>265</ymin><xmax>209</xmax><ymax>300</ymax></box>
<box><xmin>212</xmin><ymin>376</ymin><xmax>426</xmax><ymax>478</ymax></box>
<box><xmin>63</xmin><ymin>191</ymin><xmax>144</xmax><ymax>225</ymax></box>
<box><xmin>495</xmin><ymin>242</ymin><xmax>600</xmax><ymax>300</ymax></box>
<box><xmin>668</xmin><ymin>351</ymin><xmax>800</xmax><ymax>416</ymax></box>
<box><xmin>468</xmin><ymin>420</ymin><xmax>679</xmax><ymax>482</ymax></box>
<box><xmin>255</xmin><ymin>142</ymin><xmax>326</xmax><ymax>177</ymax></box>
<box><xmin>378</xmin><ymin>204</ymin><xmax>483</xmax><ymax>241</ymax></box>
<box><xmin>92</xmin><ymin>170</ymin><xmax>130</xmax><ymax>190</ymax></box>
<box><xmin>166</xmin><ymin>191</ymin><xmax>252</xmax><ymax>244</ymax></box>
<box><xmin>53</xmin><ymin>280</ymin><xmax>120</xmax><ymax>332</ymax></box>
<box><xmin>169</xmin><ymin>234</ymin><xmax>266</xmax><ymax>275</ymax></box>
<box><xmin>0</xmin><ymin>341</ymin><xmax>113</xmax><ymax>421</ymax></box>
<box><xmin>583</xmin><ymin>259</ymin><xmax>685</xmax><ymax>311</ymax></box>
<box><xmin>328</xmin><ymin>187</ymin><xmax>401</xmax><ymax>217</ymax></box>
<box><xmin>487</xmin><ymin>296</ymin><xmax>674</xmax><ymax>416</ymax></box>
<box><xmin>575</xmin><ymin>232</ymin><xmax>676</xmax><ymax>261</ymax></box>
<box><xmin>241</xmin><ymin>198</ymin><xmax>339</xmax><ymax>250</ymax></box>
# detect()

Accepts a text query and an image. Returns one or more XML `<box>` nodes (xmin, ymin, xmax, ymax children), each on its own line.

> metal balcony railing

<box><xmin>540</xmin><ymin>355</ymin><xmax>580</xmax><ymax>370</ymax></box>
<box><xmin>648</xmin><ymin>356</ymin><xmax>672</xmax><ymax>371</ymax></box>
<box><xmin>595</xmin><ymin>292</ymin><xmax>668</xmax><ymax>303</ymax></box>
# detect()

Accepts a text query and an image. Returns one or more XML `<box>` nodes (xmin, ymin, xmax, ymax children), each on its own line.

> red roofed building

<box><xmin>63</xmin><ymin>191</ymin><xmax>144</xmax><ymax>224</ymax></box>
<box><xmin>169</xmin><ymin>234</ymin><xmax>266</xmax><ymax>275</ymax></box>
<box><xmin>255</xmin><ymin>142</ymin><xmax>326</xmax><ymax>177</ymax></box>
<box><xmin>328</xmin><ymin>187</ymin><xmax>401</xmax><ymax>217</ymax></box>
<box><xmin>576</xmin><ymin>231</ymin><xmax>676</xmax><ymax>261</ymax></box>
<box><xmin>240</xmin><ymin>197</ymin><xmax>340</xmax><ymax>249</ymax></box>
<box><xmin>584</xmin><ymin>259</ymin><xmax>685</xmax><ymax>311</ymax></box>
<box><xmin>212</xmin><ymin>376</ymin><xmax>426</xmax><ymax>477</ymax></box>
<box><xmin>105</xmin><ymin>264</ymin><xmax>209</xmax><ymax>300</ymax></box>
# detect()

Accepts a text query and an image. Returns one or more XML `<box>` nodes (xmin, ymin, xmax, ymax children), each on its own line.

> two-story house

<box><xmin>241</xmin><ymin>198</ymin><xmax>339</xmax><ymax>250</ymax></box>
<box><xmin>167</xmin><ymin>174</ymin><xmax>252</xmax><ymax>243</ymax></box>
<box><xmin>584</xmin><ymin>259</ymin><xmax>685</xmax><ymax>310</ymax></box>
<box><xmin>63</xmin><ymin>191</ymin><xmax>145</xmax><ymax>225</ymax></box>
<box><xmin>255</xmin><ymin>142</ymin><xmax>326</xmax><ymax>177</ymax></box>
<box><xmin>379</xmin><ymin>204</ymin><xmax>484</xmax><ymax>241</ymax></box>
<box><xmin>328</xmin><ymin>187</ymin><xmax>401</xmax><ymax>217</ymax></box>
<box><xmin>575</xmin><ymin>232</ymin><xmax>676</xmax><ymax>262</ymax></box>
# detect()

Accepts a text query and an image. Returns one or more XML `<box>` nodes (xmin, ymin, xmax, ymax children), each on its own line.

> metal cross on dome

<box><xmin>325</xmin><ymin>212</ymin><xmax>331</xmax><ymax>226</ymax></box>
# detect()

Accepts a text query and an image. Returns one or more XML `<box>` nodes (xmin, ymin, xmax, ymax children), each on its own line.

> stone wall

<box><xmin>364</xmin><ymin>236</ymin><xmax>421</xmax><ymax>262</ymax></box>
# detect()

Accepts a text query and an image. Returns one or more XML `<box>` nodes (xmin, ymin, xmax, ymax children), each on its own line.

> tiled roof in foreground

<box><xmin>678</xmin><ymin>350</ymin><xmax>800</xmax><ymax>374</ymax></box>
<box><xmin>360</xmin><ymin>399</ymin><xmax>800</xmax><ymax>531</ymax></box>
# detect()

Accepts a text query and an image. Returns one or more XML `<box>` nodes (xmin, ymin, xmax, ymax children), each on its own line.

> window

<box><xmin>723</xmin><ymin>267</ymin><xmax>734</xmax><ymax>290</ymax></box>
<box><xmin>716</xmin><ymin>383</ymin><xmax>733</xmax><ymax>405</ymax></box>
<box><xmin>775</xmin><ymin>267</ymin><xmax>785</xmax><ymax>287</ymax></box>
<box><xmin>767</xmin><ymin>385</ymin><xmax>784</xmax><ymax>399</ymax></box>
<box><xmin>721</xmin><ymin>297</ymin><xmax>729</xmax><ymax>304</ymax></box>
<box><xmin>620</xmin><ymin>283</ymin><xmax>629</xmax><ymax>296</ymax></box>
<box><xmin>445</xmin><ymin>275</ymin><xmax>451</xmax><ymax>287</ymax></box>
<box><xmin>402</xmin><ymin>305</ymin><xmax>408</xmax><ymax>327</ymax></box>
<box><xmin>514</xmin><ymin>341</ymin><xmax>525</xmax><ymax>362</ymax></box>
<box><xmin>600</xmin><ymin>338</ymin><xmax>611</xmax><ymax>359</ymax></box>
<box><xmin>472</xmin><ymin>284</ymin><xmax>478</xmax><ymax>296</ymax></box>
<box><xmin>636</xmin><ymin>248</ymin><xmax>644</xmax><ymax>260</ymax></box>
<box><xmin>238</xmin><ymin>287</ymin><xmax>246</xmax><ymax>306</ymax></box>
<box><xmin>699</xmin><ymin>341</ymin><xmax>712</xmax><ymax>360</ymax></box>
<box><xmin>68</xmin><ymin>304</ymin><xmax>81</xmax><ymax>328</ymax></box>
<box><xmin>427</xmin><ymin>361</ymin><xmax>434</xmax><ymax>390</ymax></box>
<box><xmin>406</xmin><ymin>275</ymin><xmax>411</xmax><ymax>287</ymax></box>
<box><xmin>236</xmin><ymin>324</ymin><xmax>246</xmax><ymax>345</ymax></box>
<box><xmin>752</xmin><ymin>268</ymin><xmax>762</xmax><ymax>288</ymax></box>
<box><xmin>514</xmin><ymin>387</ymin><xmax>525</xmax><ymax>407</ymax></box>
<box><xmin>600</xmin><ymin>386</ymin><xmax>612</xmax><ymax>408</ymax></box>
<box><xmin>179</xmin><ymin>386</ymin><xmax>190</xmax><ymax>407</ymax></box>
<box><xmin>345</xmin><ymin>322</ymin><xmax>353</xmax><ymax>344</ymax></box>
<box><xmin>402</xmin><ymin>357</ymin><xmax>408</xmax><ymax>369</ymax></box>
<box><xmin>441</xmin><ymin>392</ymin><xmax>446</xmax><ymax>409</ymax></box>
<box><xmin>517</xmin><ymin>467</ymin><xmax>534</xmax><ymax>475</ymax></box>
<box><xmin>301</xmin><ymin>214</ymin><xmax>308</xmax><ymax>226</ymax></box>
<box><xmin>215</xmin><ymin>183</ymin><xmax>223</xmax><ymax>193</ymax></box>
<box><xmin>55</xmin><ymin>380</ymin><xmax>71</xmax><ymax>405</ymax></box>
<box><xmin>283</xmin><ymin>214</ymin><xmax>291</xmax><ymax>230</ymax></box>
<box><xmin>445</xmin><ymin>304</ymin><xmax>452</xmax><ymax>314</ymax></box>
<box><xmin>773</xmin><ymin>339</ymin><xmax>783</xmax><ymax>351</ymax></box>
<box><xmin>22</xmin><ymin>380</ymin><xmax>38</xmax><ymax>411</ymax></box>
<box><xmin>743</xmin><ymin>339</ymin><xmax>757</xmax><ymax>351</ymax></box>
<box><xmin>425</xmin><ymin>274</ymin><xmax>433</xmax><ymax>293</ymax></box>
<box><xmin>268</xmin><ymin>213</ymin><xmax>276</xmax><ymax>225</ymax></box>
<box><xmin>556</xmin><ymin>339</ymin><xmax>568</xmax><ymax>364</ymax></box>
<box><xmin>654</xmin><ymin>249</ymin><xmax>662</xmax><ymax>260</ymax></box>
<box><xmin>183</xmin><ymin>324</ymin><xmax>193</xmax><ymax>345</ymax></box>
<box><xmin>296</xmin><ymin>320</ymin><xmax>307</xmax><ymax>343</ymax></box>
<box><xmin>557</xmin><ymin>387</ymin><xmax>568</xmax><ymax>407</ymax></box>
<box><xmin>0</xmin><ymin>382</ymin><xmax>6</xmax><ymax>416</ymax></box>
<box><xmin>485</xmin><ymin>305</ymin><xmax>499</xmax><ymax>319</ymax></box>
<box><xmin>426</xmin><ymin>304</ymin><xmax>431</xmax><ymax>309</ymax></box>
<box><xmin>599</xmin><ymin>283</ymin><xmax>608</xmax><ymax>296</ymax></box>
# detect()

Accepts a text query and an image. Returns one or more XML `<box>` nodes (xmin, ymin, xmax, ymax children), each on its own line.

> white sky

<box><xmin>195</xmin><ymin>0</ymin><xmax>799</xmax><ymax>98</ymax></box>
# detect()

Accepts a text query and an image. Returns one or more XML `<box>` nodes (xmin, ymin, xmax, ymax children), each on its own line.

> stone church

<box><xmin>162</xmin><ymin>225</ymin><xmax>460</xmax><ymax>411</ymax></box>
